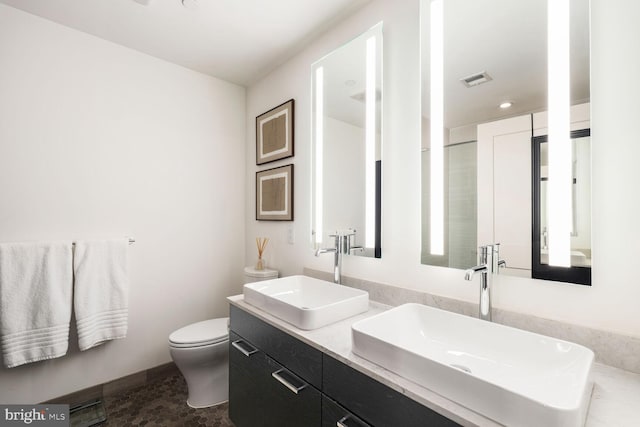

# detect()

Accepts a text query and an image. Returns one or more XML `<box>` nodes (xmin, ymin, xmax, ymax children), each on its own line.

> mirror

<box><xmin>420</xmin><ymin>0</ymin><xmax>591</xmax><ymax>283</ymax></box>
<box><xmin>311</xmin><ymin>23</ymin><xmax>383</xmax><ymax>258</ymax></box>
<box><xmin>533</xmin><ymin>129</ymin><xmax>591</xmax><ymax>284</ymax></box>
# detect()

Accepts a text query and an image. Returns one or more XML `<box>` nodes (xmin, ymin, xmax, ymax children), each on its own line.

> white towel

<box><xmin>73</xmin><ymin>239</ymin><xmax>129</xmax><ymax>351</ymax></box>
<box><xmin>0</xmin><ymin>241</ymin><xmax>73</xmax><ymax>368</ymax></box>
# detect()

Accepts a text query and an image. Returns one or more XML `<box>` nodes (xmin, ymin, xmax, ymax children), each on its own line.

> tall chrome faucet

<box><xmin>464</xmin><ymin>244</ymin><xmax>506</xmax><ymax>321</ymax></box>
<box><xmin>315</xmin><ymin>230</ymin><xmax>356</xmax><ymax>284</ymax></box>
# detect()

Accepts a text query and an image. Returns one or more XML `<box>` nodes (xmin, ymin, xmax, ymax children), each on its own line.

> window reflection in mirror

<box><xmin>311</xmin><ymin>23</ymin><xmax>383</xmax><ymax>258</ymax></box>
<box><xmin>420</xmin><ymin>0</ymin><xmax>591</xmax><ymax>284</ymax></box>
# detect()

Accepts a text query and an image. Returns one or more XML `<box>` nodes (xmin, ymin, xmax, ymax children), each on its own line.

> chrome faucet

<box><xmin>465</xmin><ymin>245</ymin><xmax>492</xmax><ymax>321</ymax></box>
<box><xmin>315</xmin><ymin>235</ymin><xmax>340</xmax><ymax>284</ymax></box>
<box><xmin>489</xmin><ymin>243</ymin><xmax>507</xmax><ymax>273</ymax></box>
<box><xmin>315</xmin><ymin>230</ymin><xmax>356</xmax><ymax>284</ymax></box>
<box><xmin>464</xmin><ymin>244</ymin><xmax>506</xmax><ymax>321</ymax></box>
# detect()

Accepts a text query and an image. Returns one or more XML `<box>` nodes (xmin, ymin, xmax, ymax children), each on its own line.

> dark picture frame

<box><xmin>256</xmin><ymin>164</ymin><xmax>294</xmax><ymax>221</ymax></box>
<box><xmin>256</xmin><ymin>99</ymin><xmax>295</xmax><ymax>165</ymax></box>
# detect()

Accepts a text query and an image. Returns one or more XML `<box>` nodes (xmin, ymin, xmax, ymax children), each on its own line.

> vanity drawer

<box><xmin>230</xmin><ymin>305</ymin><xmax>322</xmax><ymax>388</ymax></box>
<box><xmin>323</xmin><ymin>395</ymin><xmax>371</xmax><ymax>427</ymax></box>
<box><xmin>229</xmin><ymin>331</ymin><xmax>321</xmax><ymax>427</ymax></box>
<box><xmin>322</xmin><ymin>354</ymin><xmax>460</xmax><ymax>427</ymax></box>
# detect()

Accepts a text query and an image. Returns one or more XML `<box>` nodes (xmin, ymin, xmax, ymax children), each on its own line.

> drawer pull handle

<box><xmin>231</xmin><ymin>340</ymin><xmax>257</xmax><ymax>357</ymax></box>
<box><xmin>271</xmin><ymin>368</ymin><xmax>308</xmax><ymax>394</ymax></box>
<box><xmin>338</xmin><ymin>415</ymin><xmax>370</xmax><ymax>427</ymax></box>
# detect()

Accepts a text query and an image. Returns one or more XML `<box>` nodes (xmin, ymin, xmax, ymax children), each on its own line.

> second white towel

<box><xmin>73</xmin><ymin>239</ymin><xmax>129</xmax><ymax>351</ymax></box>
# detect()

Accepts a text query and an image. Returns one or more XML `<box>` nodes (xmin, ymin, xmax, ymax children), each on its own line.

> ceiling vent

<box><xmin>460</xmin><ymin>71</ymin><xmax>493</xmax><ymax>88</ymax></box>
<box><xmin>350</xmin><ymin>89</ymin><xmax>382</xmax><ymax>103</ymax></box>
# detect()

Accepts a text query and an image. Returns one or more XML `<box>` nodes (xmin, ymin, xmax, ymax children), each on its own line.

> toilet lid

<box><xmin>169</xmin><ymin>318</ymin><xmax>229</xmax><ymax>348</ymax></box>
<box><xmin>244</xmin><ymin>266</ymin><xmax>278</xmax><ymax>278</ymax></box>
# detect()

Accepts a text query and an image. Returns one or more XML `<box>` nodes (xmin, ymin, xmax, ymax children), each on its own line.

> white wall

<box><xmin>246</xmin><ymin>0</ymin><xmax>640</xmax><ymax>338</ymax></box>
<box><xmin>0</xmin><ymin>4</ymin><xmax>246</xmax><ymax>403</ymax></box>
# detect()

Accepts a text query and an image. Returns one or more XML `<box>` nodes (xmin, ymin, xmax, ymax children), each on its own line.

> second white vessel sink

<box><xmin>243</xmin><ymin>275</ymin><xmax>369</xmax><ymax>330</ymax></box>
<box><xmin>352</xmin><ymin>303</ymin><xmax>594</xmax><ymax>427</ymax></box>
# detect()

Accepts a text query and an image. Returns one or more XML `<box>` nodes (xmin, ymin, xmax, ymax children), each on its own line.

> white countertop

<box><xmin>228</xmin><ymin>295</ymin><xmax>640</xmax><ymax>427</ymax></box>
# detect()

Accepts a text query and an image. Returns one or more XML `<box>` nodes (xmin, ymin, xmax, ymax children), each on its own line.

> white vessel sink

<box><xmin>352</xmin><ymin>303</ymin><xmax>594</xmax><ymax>427</ymax></box>
<box><xmin>243</xmin><ymin>275</ymin><xmax>369</xmax><ymax>330</ymax></box>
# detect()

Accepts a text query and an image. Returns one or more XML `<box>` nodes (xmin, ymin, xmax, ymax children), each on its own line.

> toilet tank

<box><xmin>244</xmin><ymin>266</ymin><xmax>278</xmax><ymax>284</ymax></box>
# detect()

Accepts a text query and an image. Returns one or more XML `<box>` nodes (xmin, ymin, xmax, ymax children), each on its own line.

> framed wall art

<box><xmin>256</xmin><ymin>164</ymin><xmax>294</xmax><ymax>221</ymax></box>
<box><xmin>256</xmin><ymin>99</ymin><xmax>294</xmax><ymax>165</ymax></box>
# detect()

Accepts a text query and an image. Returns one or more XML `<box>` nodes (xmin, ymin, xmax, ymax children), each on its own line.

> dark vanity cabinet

<box><xmin>228</xmin><ymin>306</ymin><xmax>322</xmax><ymax>427</ymax></box>
<box><xmin>322</xmin><ymin>354</ymin><xmax>459</xmax><ymax>427</ymax></box>
<box><xmin>229</xmin><ymin>305</ymin><xmax>460</xmax><ymax>427</ymax></box>
<box><xmin>229</xmin><ymin>331</ymin><xmax>321</xmax><ymax>426</ymax></box>
<box><xmin>322</xmin><ymin>395</ymin><xmax>372</xmax><ymax>427</ymax></box>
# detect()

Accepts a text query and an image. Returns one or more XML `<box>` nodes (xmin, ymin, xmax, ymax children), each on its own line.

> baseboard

<box><xmin>43</xmin><ymin>362</ymin><xmax>180</xmax><ymax>405</ymax></box>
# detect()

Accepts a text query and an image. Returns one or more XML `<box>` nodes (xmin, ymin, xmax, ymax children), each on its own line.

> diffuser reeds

<box><xmin>255</xmin><ymin>237</ymin><xmax>269</xmax><ymax>270</ymax></box>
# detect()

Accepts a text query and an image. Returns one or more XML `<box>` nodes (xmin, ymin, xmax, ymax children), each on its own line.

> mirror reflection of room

<box><xmin>420</xmin><ymin>0</ymin><xmax>591</xmax><ymax>283</ymax></box>
<box><xmin>312</xmin><ymin>23</ymin><xmax>383</xmax><ymax>259</ymax></box>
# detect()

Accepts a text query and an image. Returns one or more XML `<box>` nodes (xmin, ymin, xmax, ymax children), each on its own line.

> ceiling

<box><xmin>421</xmin><ymin>0</ymin><xmax>590</xmax><ymax>129</ymax></box>
<box><xmin>0</xmin><ymin>0</ymin><xmax>369</xmax><ymax>86</ymax></box>
<box><xmin>318</xmin><ymin>23</ymin><xmax>382</xmax><ymax>129</ymax></box>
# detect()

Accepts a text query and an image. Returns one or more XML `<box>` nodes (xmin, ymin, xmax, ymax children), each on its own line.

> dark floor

<box><xmin>101</xmin><ymin>373</ymin><xmax>234</xmax><ymax>427</ymax></box>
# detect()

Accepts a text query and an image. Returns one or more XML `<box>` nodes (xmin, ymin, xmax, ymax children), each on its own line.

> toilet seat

<box><xmin>169</xmin><ymin>318</ymin><xmax>229</xmax><ymax>348</ymax></box>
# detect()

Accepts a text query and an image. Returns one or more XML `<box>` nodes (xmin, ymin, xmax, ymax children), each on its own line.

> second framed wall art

<box><xmin>256</xmin><ymin>164</ymin><xmax>294</xmax><ymax>221</ymax></box>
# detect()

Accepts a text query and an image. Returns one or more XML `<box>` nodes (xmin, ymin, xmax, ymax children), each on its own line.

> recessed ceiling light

<box><xmin>499</xmin><ymin>101</ymin><xmax>513</xmax><ymax>109</ymax></box>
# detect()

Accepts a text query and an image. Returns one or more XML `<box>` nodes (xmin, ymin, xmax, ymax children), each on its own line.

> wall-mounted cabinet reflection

<box><xmin>420</xmin><ymin>0</ymin><xmax>591</xmax><ymax>285</ymax></box>
<box><xmin>311</xmin><ymin>23</ymin><xmax>383</xmax><ymax>258</ymax></box>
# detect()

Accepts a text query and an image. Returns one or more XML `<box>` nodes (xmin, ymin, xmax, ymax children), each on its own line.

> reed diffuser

<box><xmin>255</xmin><ymin>237</ymin><xmax>269</xmax><ymax>270</ymax></box>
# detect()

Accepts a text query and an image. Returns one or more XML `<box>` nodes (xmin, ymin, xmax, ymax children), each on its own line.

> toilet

<box><xmin>244</xmin><ymin>266</ymin><xmax>279</xmax><ymax>283</ymax></box>
<box><xmin>168</xmin><ymin>268</ymin><xmax>278</xmax><ymax>408</ymax></box>
<box><xmin>169</xmin><ymin>318</ymin><xmax>229</xmax><ymax>408</ymax></box>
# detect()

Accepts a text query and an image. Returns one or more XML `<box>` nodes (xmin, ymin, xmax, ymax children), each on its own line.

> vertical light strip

<box><xmin>314</xmin><ymin>66</ymin><xmax>324</xmax><ymax>245</ymax></box>
<box><xmin>430</xmin><ymin>0</ymin><xmax>444</xmax><ymax>255</ymax></box>
<box><xmin>548</xmin><ymin>0</ymin><xmax>571</xmax><ymax>267</ymax></box>
<box><xmin>365</xmin><ymin>35</ymin><xmax>376</xmax><ymax>248</ymax></box>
